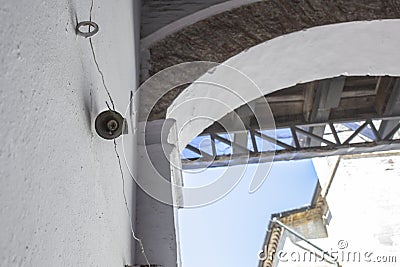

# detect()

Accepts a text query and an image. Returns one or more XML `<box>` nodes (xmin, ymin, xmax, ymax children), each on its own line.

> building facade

<box><xmin>2</xmin><ymin>1</ymin><xmax>400</xmax><ymax>266</ymax></box>
<box><xmin>259</xmin><ymin>152</ymin><xmax>400</xmax><ymax>267</ymax></box>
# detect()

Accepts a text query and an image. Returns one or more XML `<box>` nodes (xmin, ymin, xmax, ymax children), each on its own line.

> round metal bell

<box><xmin>95</xmin><ymin>110</ymin><xmax>125</xmax><ymax>140</ymax></box>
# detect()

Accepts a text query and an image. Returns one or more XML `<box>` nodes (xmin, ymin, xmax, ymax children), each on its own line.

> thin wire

<box><xmin>87</xmin><ymin>1</ymin><xmax>150</xmax><ymax>265</ymax></box>
<box><xmin>105</xmin><ymin>101</ymin><xmax>112</xmax><ymax>111</ymax></box>
<box><xmin>89</xmin><ymin>0</ymin><xmax>94</xmax><ymax>22</ymax></box>
<box><xmin>114</xmin><ymin>140</ymin><xmax>151</xmax><ymax>267</ymax></box>
<box><xmin>88</xmin><ymin>0</ymin><xmax>116</xmax><ymax>111</ymax></box>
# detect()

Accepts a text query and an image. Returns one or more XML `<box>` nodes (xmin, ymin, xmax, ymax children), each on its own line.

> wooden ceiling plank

<box><xmin>303</xmin><ymin>81</ymin><xmax>317</xmax><ymax>122</ymax></box>
<box><xmin>308</xmin><ymin>76</ymin><xmax>346</xmax><ymax>146</ymax></box>
<box><xmin>378</xmin><ymin>78</ymin><xmax>400</xmax><ymax>138</ymax></box>
<box><xmin>375</xmin><ymin>76</ymin><xmax>394</xmax><ymax>116</ymax></box>
<box><xmin>267</xmin><ymin>94</ymin><xmax>305</xmax><ymax>103</ymax></box>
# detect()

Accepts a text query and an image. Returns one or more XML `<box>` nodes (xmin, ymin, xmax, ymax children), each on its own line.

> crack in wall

<box><xmin>113</xmin><ymin>140</ymin><xmax>151</xmax><ymax>267</ymax></box>
<box><xmin>85</xmin><ymin>0</ymin><xmax>150</xmax><ymax>266</ymax></box>
<box><xmin>89</xmin><ymin>0</ymin><xmax>116</xmax><ymax>111</ymax></box>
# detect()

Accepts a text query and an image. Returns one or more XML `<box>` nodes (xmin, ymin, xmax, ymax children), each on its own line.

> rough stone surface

<box><xmin>141</xmin><ymin>0</ymin><xmax>227</xmax><ymax>37</ymax></box>
<box><xmin>146</xmin><ymin>0</ymin><xmax>400</xmax><ymax>121</ymax></box>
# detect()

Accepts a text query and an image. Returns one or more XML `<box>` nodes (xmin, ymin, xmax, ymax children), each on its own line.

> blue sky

<box><xmin>178</xmin><ymin>159</ymin><xmax>318</xmax><ymax>266</ymax></box>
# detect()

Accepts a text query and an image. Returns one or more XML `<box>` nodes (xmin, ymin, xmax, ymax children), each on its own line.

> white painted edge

<box><xmin>140</xmin><ymin>0</ymin><xmax>262</xmax><ymax>49</ymax></box>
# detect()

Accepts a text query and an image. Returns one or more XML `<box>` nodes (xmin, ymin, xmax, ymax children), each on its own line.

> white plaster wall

<box><xmin>324</xmin><ymin>154</ymin><xmax>400</xmax><ymax>256</ymax></box>
<box><xmin>0</xmin><ymin>0</ymin><xmax>140</xmax><ymax>266</ymax></box>
<box><xmin>135</xmin><ymin>120</ymin><xmax>179</xmax><ymax>267</ymax></box>
<box><xmin>274</xmin><ymin>153</ymin><xmax>400</xmax><ymax>267</ymax></box>
<box><xmin>167</xmin><ymin>20</ymin><xmax>400</xmax><ymax>151</ymax></box>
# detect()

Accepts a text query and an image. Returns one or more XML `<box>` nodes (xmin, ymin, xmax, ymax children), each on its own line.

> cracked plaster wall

<box><xmin>0</xmin><ymin>0</ymin><xmax>140</xmax><ymax>266</ymax></box>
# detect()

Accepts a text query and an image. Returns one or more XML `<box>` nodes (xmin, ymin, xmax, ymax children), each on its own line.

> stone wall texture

<box><xmin>145</xmin><ymin>0</ymin><xmax>400</xmax><ymax>120</ymax></box>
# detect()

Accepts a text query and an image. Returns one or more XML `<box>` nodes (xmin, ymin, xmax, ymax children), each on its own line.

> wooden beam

<box><xmin>303</xmin><ymin>81</ymin><xmax>317</xmax><ymax>122</ymax></box>
<box><xmin>344</xmin><ymin>76</ymin><xmax>379</xmax><ymax>87</ymax></box>
<box><xmin>341</xmin><ymin>89</ymin><xmax>376</xmax><ymax>98</ymax></box>
<box><xmin>266</xmin><ymin>94</ymin><xmax>304</xmax><ymax>103</ymax></box>
<box><xmin>308</xmin><ymin>76</ymin><xmax>346</xmax><ymax>146</ymax></box>
<box><xmin>375</xmin><ymin>76</ymin><xmax>394</xmax><ymax>116</ymax></box>
<box><xmin>310</xmin><ymin>77</ymin><xmax>346</xmax><ymax>122</ymax></box>
<box><xmin>379</xmin><ymin>78</ymin><xmax>400</xmax><ymax>138</ymax></box>
<box><xmin>269</xmin><ymin>101</ymin><xmax>303</xmax><ymax>118</ymax></box>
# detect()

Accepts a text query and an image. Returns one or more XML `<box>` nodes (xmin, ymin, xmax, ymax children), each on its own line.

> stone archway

<box><xmin>166</xmin><ymin>20</ymin><xmax>400</xmax><ymax>151</ymax></box>
<box><xmin>142</xmin><ymin>0</ymin><xmax>400</xmax><ymax>121</ymax></box>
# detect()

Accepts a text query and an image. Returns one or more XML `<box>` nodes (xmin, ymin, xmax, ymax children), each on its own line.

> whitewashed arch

<box><xmin>167</xmin><ymin>19</ymin><xmax>400</xmax><ymax>152</ymax></box>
